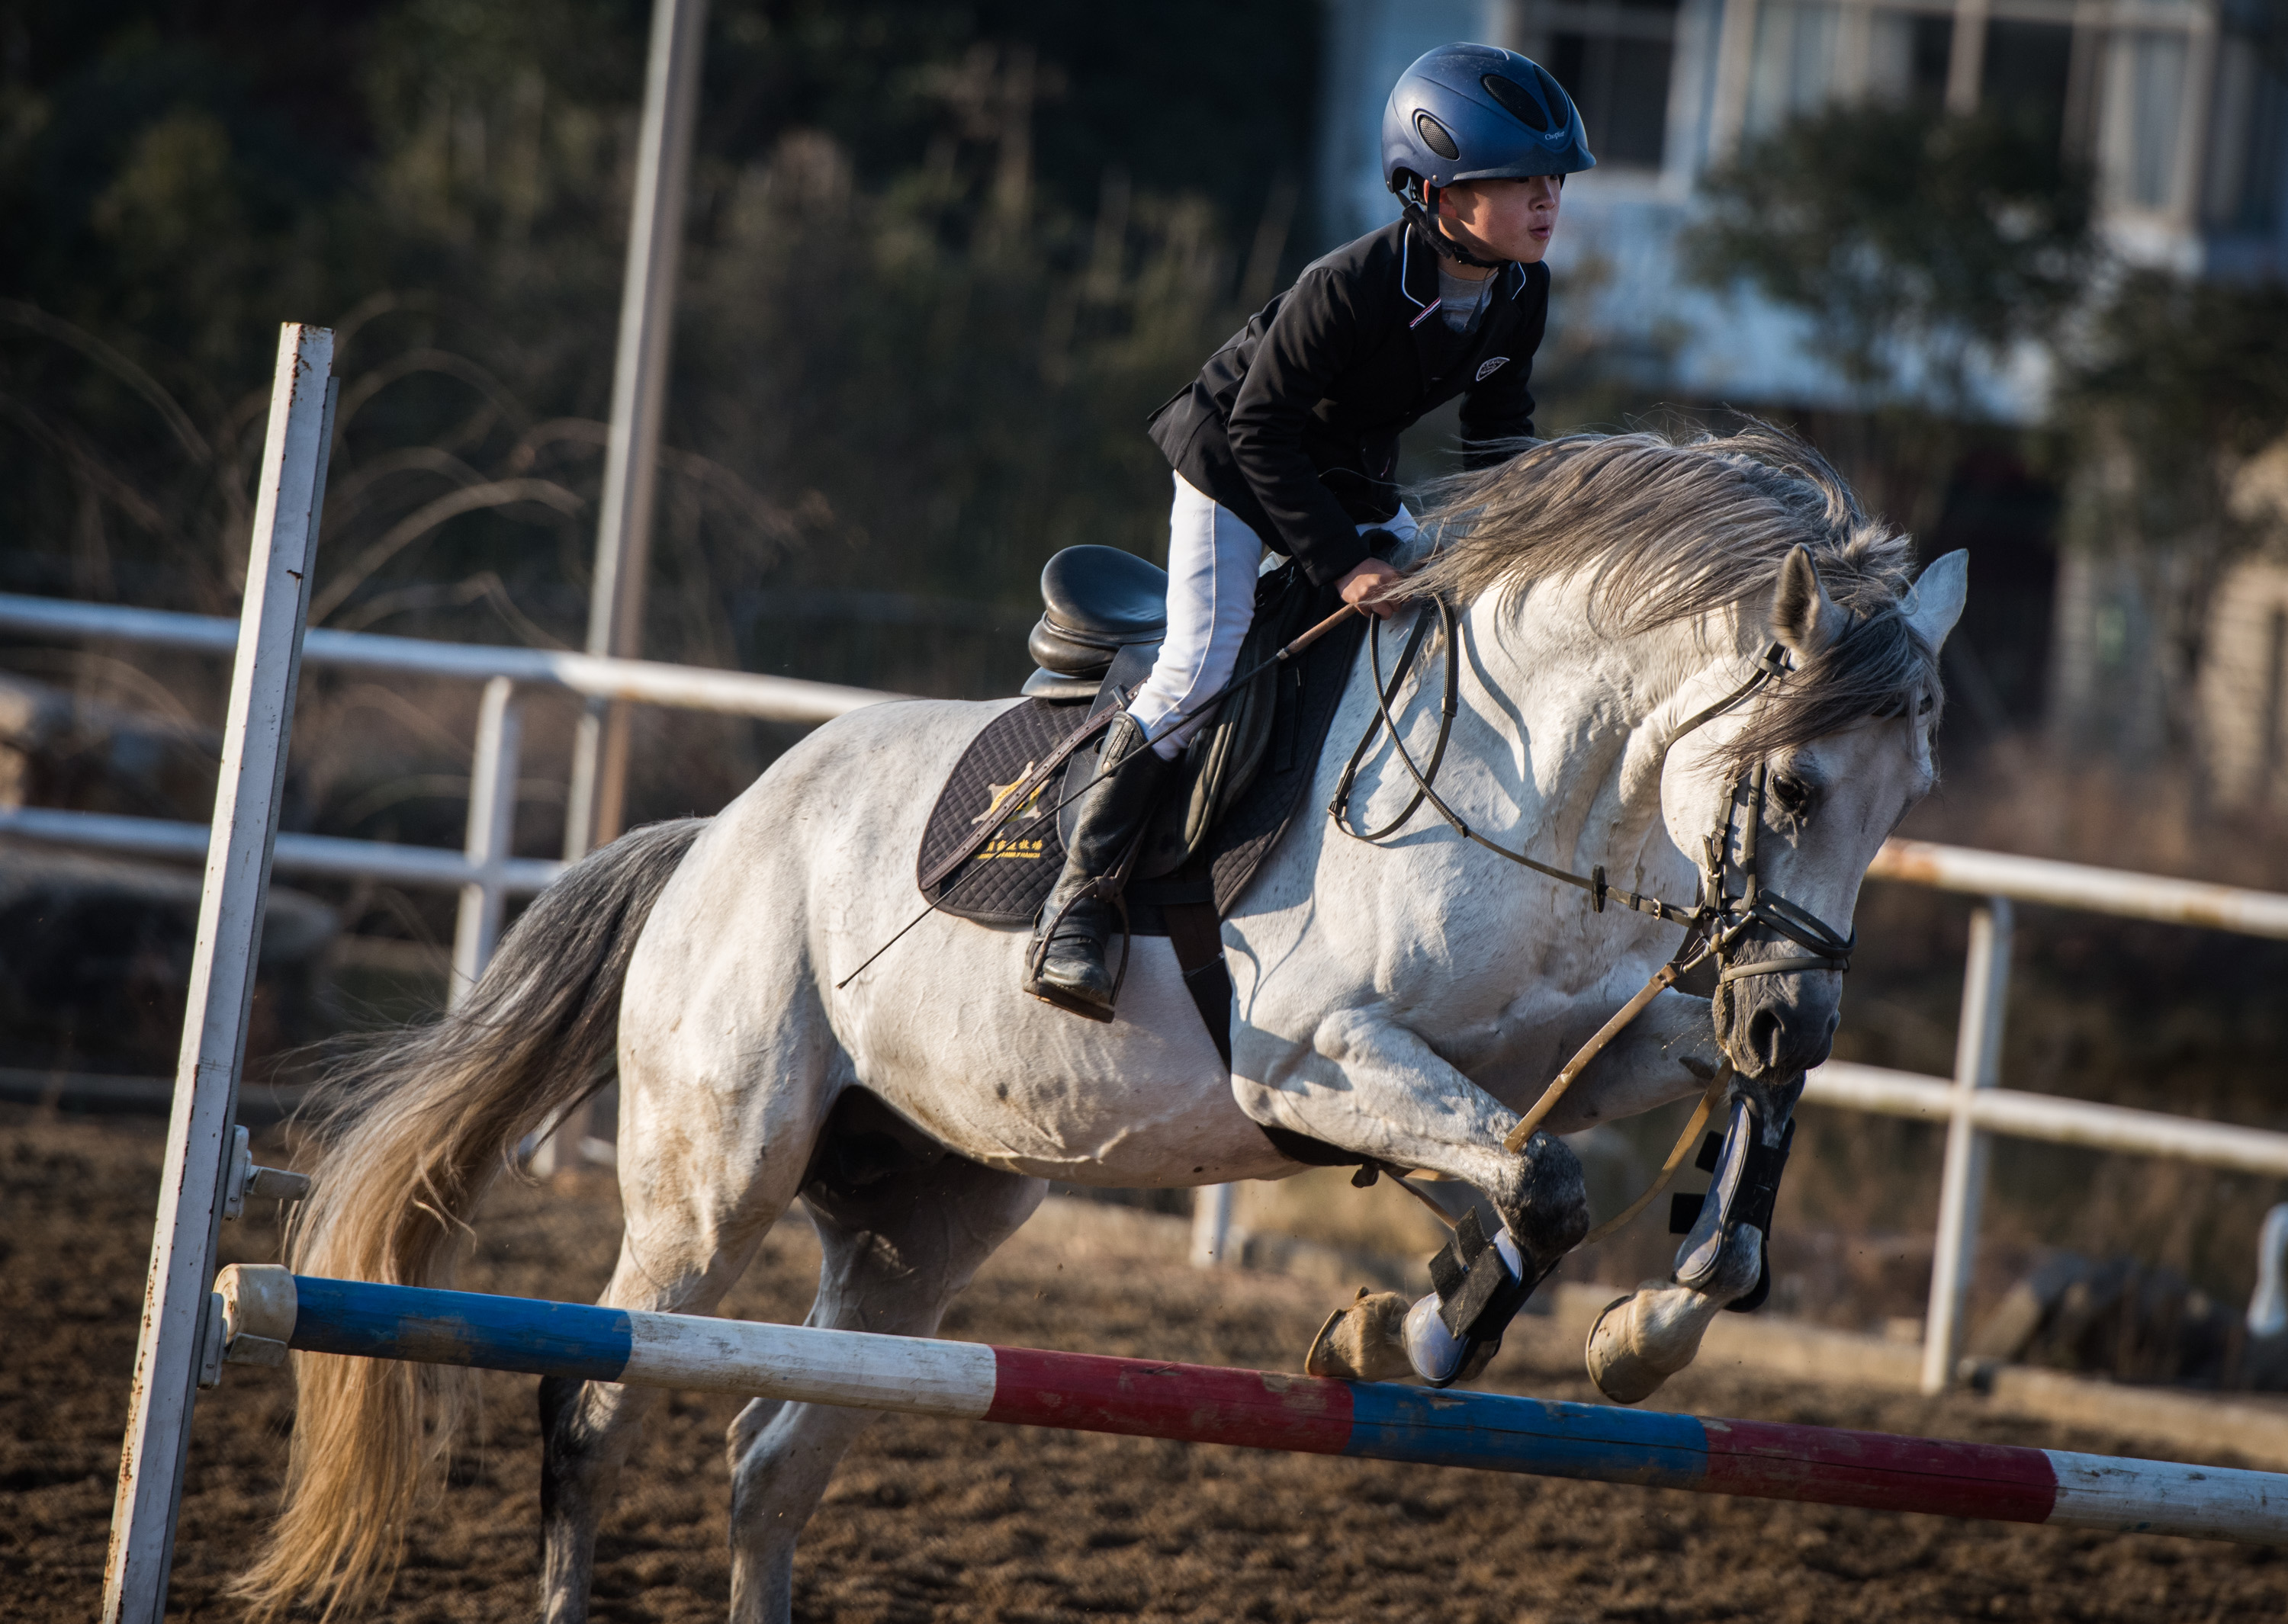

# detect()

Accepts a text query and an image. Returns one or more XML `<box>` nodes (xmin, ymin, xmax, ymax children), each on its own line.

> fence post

<box><xmin>564</xmin><ymin>0</ymin><xmax>709</xmax><ymax>859</ymax></box>
<box><xmin>101</xmin><ymin>324</ymin><xmax>335</xmax><ymax>1624</ymax></box>
<box><xmin>1191</xmin><ymin>1183</ymin><xmax>1236</xmax><ymax>1268</ymax></box>
<box><xmin>1920</xmin><ymin>896</ymin><xmax>2014</xmax><ymax>1395</ymax></box>
<box><xmin>451</xmin><ymin>676</ymin><xmax>522</xmax><ymax>1007</ymax></box>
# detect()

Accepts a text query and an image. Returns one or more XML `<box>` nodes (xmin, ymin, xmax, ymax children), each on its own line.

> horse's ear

<box><xmin>1769</xmin><ymin>545</ymin><xmax>1847</xmax><ymax>662</ymax></box>
<box><xmin>1902</xmin><ymin>550</ymin><xmax>1969</xmax><ymax>651</ymax></box>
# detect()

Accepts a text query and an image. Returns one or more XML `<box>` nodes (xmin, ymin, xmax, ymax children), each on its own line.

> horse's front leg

<box><xmin>1240</xmin><ymin>1011</ymin><xmax>1589</xmax><ymax>1384</ymax></box>
<box><xmin>1584</xmin><ymin>1079</ymin><xmax>1801</xmax><ymax>1404</ymax></box>
<box><xmin>1240</xmin><ymin>1007</ymin><xmax>1587</xmax><ymax>1260</ymax></box>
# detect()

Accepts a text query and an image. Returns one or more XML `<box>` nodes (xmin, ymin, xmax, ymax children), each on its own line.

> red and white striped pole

<box><xmin>219</xmin><ymin>1268</ymin><xmax>2288</xmax><ymax>1545</ymax></box>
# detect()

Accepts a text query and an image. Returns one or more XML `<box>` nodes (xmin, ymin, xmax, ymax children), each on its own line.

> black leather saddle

<box><xmin>918</xmin><ymin>542</ymin><xmax>1370</xmax><ymax>1124</ymax></box>
<box><xmin>1023</xmin><ymin>545</ymin><xmax>1167</xmax><ymax>698</ymax></box>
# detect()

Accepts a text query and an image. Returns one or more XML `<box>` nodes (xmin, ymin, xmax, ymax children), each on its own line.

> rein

<box><xmin>1326</xmin><ymin>600</ymin><xmax>1856</xmax><ymax>1159</ymax></box>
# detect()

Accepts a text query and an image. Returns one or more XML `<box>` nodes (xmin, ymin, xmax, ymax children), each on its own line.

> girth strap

<box><xmin>1164</xmin><ymin>900</ymin><xmax>1233</xmax><ymax>1070</ymax></box>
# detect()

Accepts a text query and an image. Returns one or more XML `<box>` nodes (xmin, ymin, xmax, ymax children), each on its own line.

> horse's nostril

<box><xmin>1747</xmin><ymin>1007</ymin><xmax>1783</xmax><ymax>1073</ymax></box>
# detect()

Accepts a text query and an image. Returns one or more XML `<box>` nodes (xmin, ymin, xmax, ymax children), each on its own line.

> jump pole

<box><xmin>218</xmin><ymin>1266</ymin><xmax>2288</xmax><ymax>1545</ymax></box>
<box><xmin>103</xmin><ymin>326</ymin><xmax>336</xmax><ymax>1624</ymax></box>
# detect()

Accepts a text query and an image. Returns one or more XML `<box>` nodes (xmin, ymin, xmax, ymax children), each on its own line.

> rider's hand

<box><xmin>1338</xmin><ymin>556</ymin><xmax>1404</xmax><ymax>619</ymax></box>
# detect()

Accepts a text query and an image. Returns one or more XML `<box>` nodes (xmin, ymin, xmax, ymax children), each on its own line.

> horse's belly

<box><xmin>648</xmin><ymin>700</ymin><xmax>1301</xmax><ymax>1189</ymax></box>
<box><xmin>848</xmin><ymin>932</ymin><xmax>1299</xmax><ymax>1187</ymax></box>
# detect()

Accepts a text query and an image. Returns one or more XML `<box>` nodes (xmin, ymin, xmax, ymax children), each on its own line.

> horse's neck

<box><xmin>1460</xmin><ymin>582</ymin><xmax>1750</xmax><ymax>876</ymax></box>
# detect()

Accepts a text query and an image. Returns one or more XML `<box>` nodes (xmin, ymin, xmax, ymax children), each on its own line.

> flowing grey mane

<box><xmin>1404</xmin><ymin>423</ymin><xmax>1944</xmax><ymax>765</ymax></box>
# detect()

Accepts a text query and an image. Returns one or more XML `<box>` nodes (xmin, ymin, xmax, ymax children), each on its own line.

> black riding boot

<box><xmin>1023</xmin><ymin>712</ymin><xmax>1174</xmax><ymax>1021</ymax></box>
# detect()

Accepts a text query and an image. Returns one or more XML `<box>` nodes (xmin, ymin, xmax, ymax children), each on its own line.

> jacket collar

<box><xmin>1400</xmin><ymin>223</ymin><xmax>1527</xmax><ymax>329</ymax></box>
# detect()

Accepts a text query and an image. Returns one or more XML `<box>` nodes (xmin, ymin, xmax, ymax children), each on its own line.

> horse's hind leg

<box><xmin>535</xmin><ymin>1086</ymin><xmax>819</xmax><ymax>1624</ymax></box>
<box><xmin>727</xmin><ymin>1151</ymin><xmax>1044</xmax><ymax>1624</ymax></box>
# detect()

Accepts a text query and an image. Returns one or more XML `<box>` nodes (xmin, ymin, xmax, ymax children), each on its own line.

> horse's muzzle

<box><xmin>1716</xmin><ymin>954</ymin><xmax>1841</xmax><ymax>1080</ymax></box>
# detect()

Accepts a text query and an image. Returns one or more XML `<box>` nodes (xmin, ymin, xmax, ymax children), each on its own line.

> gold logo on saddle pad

<box><xmin>972</xmin><ymin>763</ymin><xmax>1049</xmax><ymax>829</ymax></box>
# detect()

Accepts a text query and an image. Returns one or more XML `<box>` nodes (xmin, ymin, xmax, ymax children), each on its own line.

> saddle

<box><xmin>916</xmin><ymin>544</ymin><xmax>1367</xmax><ymax>1082</ymax></box>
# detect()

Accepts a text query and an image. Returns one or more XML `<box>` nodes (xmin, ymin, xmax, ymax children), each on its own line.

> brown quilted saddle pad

<box><xmin>914</xmin><ymin>599</ymin><xmax>1367</xmax><ymax>934</ymax></box>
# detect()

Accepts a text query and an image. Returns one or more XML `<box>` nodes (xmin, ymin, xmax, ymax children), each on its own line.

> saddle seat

<box><xmin>1024</xmin><ymin>544</ymin><xmax>1167</xmax><ymax>691</ymax></box>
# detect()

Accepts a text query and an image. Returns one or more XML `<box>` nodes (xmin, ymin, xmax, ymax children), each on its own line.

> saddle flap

<box><xmin>1131</xmin><ymin>564</ymin><xmax>1316</xmax><ymax>880</ymax></box>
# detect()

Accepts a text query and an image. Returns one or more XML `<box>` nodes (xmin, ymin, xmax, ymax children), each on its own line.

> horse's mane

<box><xmin>1403</xmin><ymin>422</ymin><xmax>1943</xmax><ymax>767</ymax></box>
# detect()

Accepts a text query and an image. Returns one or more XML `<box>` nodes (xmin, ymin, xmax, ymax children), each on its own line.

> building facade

<box><xmin>1319</xmin><ymin>0</ymin><xmax>2287</xmax><ymax>412</ymax></box>
<box><xmin>1318</xmin><ymin>0</ymin><xmax>2288</xmax><ymax>782</ymax></box>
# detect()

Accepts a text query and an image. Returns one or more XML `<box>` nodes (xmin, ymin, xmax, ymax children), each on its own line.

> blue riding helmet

<box><xmin>1382</xmin><ymin>43</ymin><xmax>1595</xmax><ymax>194</ymax></box>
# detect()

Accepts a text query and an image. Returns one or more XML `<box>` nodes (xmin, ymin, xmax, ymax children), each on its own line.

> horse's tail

<box><xmin>233</xmin><ymin>817</ymin><xmax>706</xmax><ymax>1622</ymax></box>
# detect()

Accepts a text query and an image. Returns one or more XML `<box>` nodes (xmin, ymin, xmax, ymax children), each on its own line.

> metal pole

<box><xmin>451</xmin><ymin>676</ymin><xmax>522</xmax><ymax>1006</ymax></box>
<box><xmin>102</xmin><ymin>324</ymin><xmax>335</xmax><ymax>1624</ymax></box>
<box><xmin>564</xmin><ymin>0</ymin><xmax>710</xmax><ymax>861</ymax></box>
<box><xmin>1705</xmin><ymin>0</ymin><xmax>1761</xmax><ymax>161</ymax></box>
<box><xmin>1921</xmin><ymin>897</ymin><xmax>2013</xmax><ymax>1395</ymax></box>
<box><xmin>1190</xmin><ymin>1184</ymin><xmax>1236</xmax><ymax>1268</ymax></box>
<box><xmin>1945</xmin><ymin>0</ymin><xmax>1991</xmax><ymax>116</ymax></box>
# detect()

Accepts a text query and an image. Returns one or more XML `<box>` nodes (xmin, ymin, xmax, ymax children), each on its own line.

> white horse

<box><xmin>238</xmin><ymin>427</ymin><xmax>1965</xmax><ymax>1623</ymax></box>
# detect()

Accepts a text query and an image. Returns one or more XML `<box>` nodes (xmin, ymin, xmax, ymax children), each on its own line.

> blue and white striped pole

<box><xmin>219</xmin><ymin>1266</ymin><xmax>2288</xmax><ymax>1544</ymax></box>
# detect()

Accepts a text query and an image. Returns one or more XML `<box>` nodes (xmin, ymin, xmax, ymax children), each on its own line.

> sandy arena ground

<box><xmin>7</xmin><ymin>1108</ymin><xmax>2286</xmax><ymax>1622</ymax></box>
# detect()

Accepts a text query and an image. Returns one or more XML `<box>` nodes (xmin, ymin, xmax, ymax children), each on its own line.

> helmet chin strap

<box><xmin>1399</xmin><ymin>182</ymin><xmax>1508</xmax><ymax>271</ymax></box>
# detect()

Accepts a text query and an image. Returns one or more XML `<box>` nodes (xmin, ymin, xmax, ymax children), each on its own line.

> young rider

<box><xmin>1026</xmin><ymin>42</ymin><xmax>1597</xmax><ymax>1019</ymax></box>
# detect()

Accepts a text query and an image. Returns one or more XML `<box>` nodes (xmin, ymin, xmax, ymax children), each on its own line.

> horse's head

<box><xmin>1409</xmin><ymin>423</ymin><xmax>1968</xmax><ymax>1093</ymax></box>
<box><xmin>1664</xmin><ymin>543</ymin><xmax>1967</xmax><ymax>1086</ymax></box>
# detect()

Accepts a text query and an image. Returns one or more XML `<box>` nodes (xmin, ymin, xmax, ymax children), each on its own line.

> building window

<box><xmin>1518</xmin><ymin>1</ymin><xmax>1680</xmax><ymax>170</ymax></box>
<box><xmin>2204</xmin><ymin>30</ymin><xmax>2286</xmax><ymax>232</ymax></box>
<box><xmin>1865</xmin><ymin>8</ymin><xmax>1954</xmax><ymax>106</ymax></box>
<box><xmin>1745</xmin><ymin>1</ymin><xmax>1843</xmax><ymax>139</ymax></box>
<box><xmin>1981</xmin><ymin>18</ymin><xmax>2074</xmax><ymax>152</ymax></box>
<box><xmin>2111</xmin><ymin>28</ymin><xmax>2190</xmax><ymax>210</ymax></box>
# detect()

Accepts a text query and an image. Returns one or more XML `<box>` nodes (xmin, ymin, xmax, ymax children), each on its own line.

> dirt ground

<box><xmin>7</xmin><ymin>1109</ymin><xmax>2285</xmax><ymax>1622</ymax></box>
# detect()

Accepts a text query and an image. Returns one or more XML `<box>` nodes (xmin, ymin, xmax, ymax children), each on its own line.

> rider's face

<box><xmin>1436</xmin><ymin>175</ymin><xmax>1562</xmax><ymax>268</ymax></box>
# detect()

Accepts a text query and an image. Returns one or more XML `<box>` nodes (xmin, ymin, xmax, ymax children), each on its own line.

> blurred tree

<box><xmin>2045</xmin><ymin>272</ymin><xmax>2288</xmax><ymax>768</ymax></box>
<box><xmin>0</xmin><ymin>0</ymin><xmax>1316</xmax><ymax>878</ymax></box>
<box><xmin>1680</xmin><ymin>101</ymin><xmax>2095</xmax><ymax>587</ymax></box>
<box><xmin>1683</xmin><ymin>102</ymin><xmax>2094</xmax><ymax>413</ymax></box>
<box><xmin>0</xmin><ymin>0</ymin><xmax>1313</xmax><ymax>672</ymax></box>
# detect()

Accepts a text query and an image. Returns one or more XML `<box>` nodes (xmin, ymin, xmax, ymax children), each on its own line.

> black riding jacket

<box><xmin>1148</xmin><ymin>218</ymin><xmax>1548</xmax><ymax>586</ymax></box>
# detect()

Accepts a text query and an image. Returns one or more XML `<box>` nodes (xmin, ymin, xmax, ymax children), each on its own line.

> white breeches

<box><xmin>1127</xmin><ymin>473</ymin><xmax>1418</xmax><ymax>760</ymax></box>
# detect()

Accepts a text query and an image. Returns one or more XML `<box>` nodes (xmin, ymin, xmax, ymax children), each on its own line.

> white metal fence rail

<box><xmin>1827</xmin><ymin>839</ymin><xmax>2288</xmax><ymax>1391</ymax></box>
<box><xmin>10</xmin><ymin>592</ymin><xmax>2288</xmax><ymax>1393</ymax></box>
<box><xmin>0</xmin><ymin>591</ymin><xmax>904</xmax><ymax>992</ymax></box>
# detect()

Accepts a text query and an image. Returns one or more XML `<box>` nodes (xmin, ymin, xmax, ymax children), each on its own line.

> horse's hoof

<box><xmin>1584</xmin><ymin>1289</ymin><xmax>1678</xmax><ymax>1405</ymax></box>
<box><xmin>1306</xmin><ymin>1288</ymin><xmax>1414</xmax><ymax>1381</ymax></box>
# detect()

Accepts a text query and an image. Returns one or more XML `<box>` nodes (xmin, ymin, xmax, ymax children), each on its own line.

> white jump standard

<box><xmin>219</xmin><ymin>1266</ymin><xmax>2288</xmax><ymax>1546</ymax></box>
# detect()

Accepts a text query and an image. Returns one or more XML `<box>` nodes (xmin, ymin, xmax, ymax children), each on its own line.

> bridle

<box><xmin>1326</xmin><ymin>598</ymin><xmax>1856</xmax><ymax>1157</ymax></box>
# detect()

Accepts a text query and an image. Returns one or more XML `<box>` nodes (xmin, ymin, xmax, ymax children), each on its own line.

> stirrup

<box><xmin>1022</xmin><ymin>881</ymin><xmax>1133</xmax><ymax>1022</ymax></box>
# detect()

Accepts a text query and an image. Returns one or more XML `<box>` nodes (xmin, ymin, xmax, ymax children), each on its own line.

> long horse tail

<box><xmin>233</xmin><ymin>817</ymin><xmax>707</xmax><ymax>1621</ymax></box>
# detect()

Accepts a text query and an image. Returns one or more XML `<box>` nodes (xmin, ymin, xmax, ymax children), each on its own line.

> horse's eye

<box><xmin>1772</xmin><ymin>775</ymin><xmax>1814</xmax><ymax>815</ymax></box>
